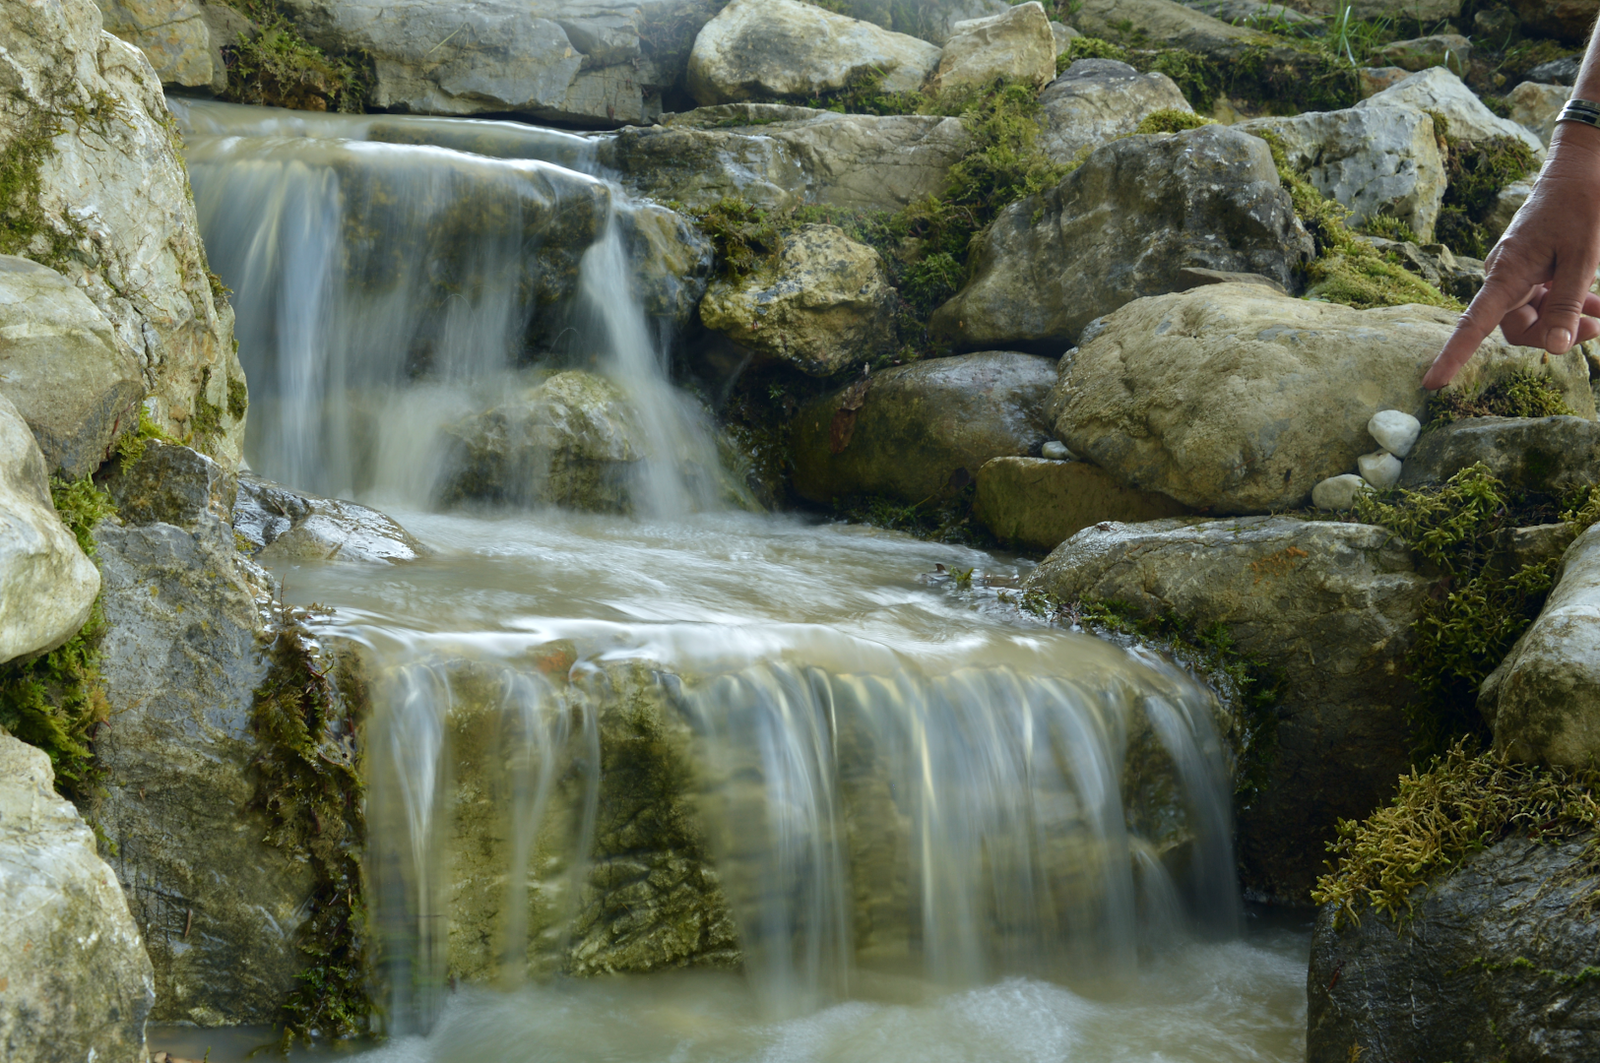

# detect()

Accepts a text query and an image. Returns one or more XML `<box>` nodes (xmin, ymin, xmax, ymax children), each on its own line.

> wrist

<box><xmin>1548</xmin><ymin>117</ymin><xmax>1600</xmax><ymax>168</ymax></box>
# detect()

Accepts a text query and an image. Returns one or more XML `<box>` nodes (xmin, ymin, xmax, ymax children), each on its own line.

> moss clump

<box><xmin>0</xmin><ymin>478</ymin><xmax>116</xmax><ymax>799</ymax></box>
<box><xmin>1359</xmin><ymin>214</ymin><xmax>1419</xmax><ymax>244</ymax></box>
<box><xmin>1425</xmin><ymin>369</ymin><xmax>1578</xmax><ymax>429</ymax></box>
<box><xmin>111</xmin><ymin>406</ymin><xmax>180</xmax><ymax>468</ymax></box>
<box><xmin>219</xmin><ymin>0</ymin><xmax>368</xmax><ymax>113</ymax></box>
<box><xmin>1313</xmin><ymin>742</ymin><xmax>1600</xmax><ymax>926</ymax></box>
<box><xmin>250</xmin><ymin>616</ymin><xmax>369</xmax><ymax>1047</ymax></box>
<box><xmin>1060</xmin><ymin>36</ymin><xmax>1130</xmax><ymax>72</ymax></box>
<box><xmin>695</xmin><ymin>196</ymin><xmax>781</xmax><ymax>282</ymax></box>
<box><xmin>1134</xmin><ymin>109</ymin><xmax>1214</xmax><ymax>135</ymax></box>
<box><xmin>1432</xmin><ymin>119</ymin><xmax>1537</xmax><ymax>259</ymax></box>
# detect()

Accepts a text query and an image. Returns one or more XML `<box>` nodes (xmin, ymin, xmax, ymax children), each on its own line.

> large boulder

<box><xmin>1047</xmin><ymin>284</ymin><xmax>1593</xmax><ymax>514</ymax></box>
<box><xmin>0</xmin><ymin>394</ymin><xmax>100</xmax><ymax>667</ymax></box>
<box><xmin>1236</xmin><ymin>103</ymin><xmax>1447</xmax><ymax>242</ymax></box>
<box><xmin>699</xmin><ymin>224</ymin><xmax>896</xmax><ymax>377</ymax></box>
<box><xmin>1511</xmin><ymin>0</ymin><xmax>1600</xmax><ymax>44</ymax></box>
<box><xmin>605</xmin><ymin>105</ymin><xmax>969</xmax><ymax>213</ymax></box>
<box><xmin>0</xmin><ymin>733</ymin><xmax>154</xmax><ymax>1063</ymax></box>
<box><xmin>930</xmin><ymin>2</ymin><xmax>1056</xmax><ymax>93</ymax></box>
<box><xmin>687</xmin><ymin>0</ymin><xmax>941</xmax><ymax>106</ymax></box>
<box><xmin>1037</xmin><ymin>60</ymin><xmax>1193</xmax><ymax>168</ymax></box>
<box><xmin>1025</xmin><ymin>516</ymin><xmax>1437</xmax><ymax>902</ymax></box>
<box><xmin>1400</xmin><ymin>416</ymin><xmax>1600</xmax><ymax>495</ymax></box>
<box><xmin>1480</xmin><ymin>524</ymin><xmax>1600</xmax><ymax>768</ymax></box>
<box><xmin>790</xmin><ymin>352</ymin><xmax>1056</xmax><ymax>505</ymax></box>
<box><xmin>0</xmin><ymin>256</ymin><xmax>143</xmax><ymax>479</ymax></box>
<box><xmin>94</xmin><ymin>0</ymin><xmax>213</xmax><ymax>88</ymax></box>
<box><xmin>232</xmin><ymin>474</ymin><xmax>430</xmax><ymax>565</ymax></box>
<box><xmin>931</xmin><ymin>127</ymin><xmax>1312</xmax><ymax>354</ymax></box>
<box><xmin>1307</xmin><ymin>830</ymin><xmax>1600</xmax><ymax>1063</ymax></box>
<box><xmin>0</xmin><ymin>0</ymin><xmax>246</xmax><ymax>468</ymax></box>
<box><xmin>1070</xmin><ymin>0</ymin><xmax>1262</xmax><ymax>52</ymax></box>
<box><xmin>973</xmin><ymin>456</ymin><xmax>1190</xmax><ymax>552</ymax></box>
<box><xmin>1360</xmin><ymin>68</ymin><xmax>1545</xmax><ymax>158</ymax></box>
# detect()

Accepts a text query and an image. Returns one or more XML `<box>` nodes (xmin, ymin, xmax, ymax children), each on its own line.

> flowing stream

<box><xmin>164</xmin><ymin>100</ymin><xmax>1310</xmax><ymax>1062</ymax></box>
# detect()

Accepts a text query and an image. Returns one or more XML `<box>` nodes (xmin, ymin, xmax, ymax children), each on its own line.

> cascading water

<box><xmin>161</xmin><ymin>99</ymin><xmax>1309</xmax><ymax>1062</ymax></box>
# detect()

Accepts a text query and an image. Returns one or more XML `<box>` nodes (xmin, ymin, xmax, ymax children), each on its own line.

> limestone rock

<box><xmin>1047</xmin><ymin>283</ymin><xmax>1593</xmax><ymax>514</ymax></box>
<box><xmin>232</xmin><ymin>476</ymin><xmax>429</xmax><ymax>564</ymax></box>
<box><xmin>1038</xmin><ymin>59</ymin><xmax>1193</xmax><ymax>168</ymax></box>
<box><xmin>1184</xmin><ymin>1</ymin><xmax>1322</xmax><ymax>33</ymax></box>
<box><xmin>1526</xmin><ymin>55</ymin><xmax>1582</xmax><ymax>84</ymax></box>
<box><xmin>0</xmin><ymin>257</ymin><xmax>143</xmax><ymax>479</ymax></box>
<box><xmin>699</xmin><ymin>225</ymin><xmax>896</xmax><ymax>377</ymax></box>
<box><xmin>932</xmin><ymin>127</ymin><xmax>1311</xmax><ymax>353</ymax></box>
<box><xmin>1399</xmin><ymin>416</ymin><xmax>1600</xmax><ymax>495</ymax></box>
<box><xmin>1237</xmin><ymin>102</ymin><xmax>1447</xmax><ymax>241</ymax></box>
<box><xmin>1485</xmin><ymin>177</ymin><xmax>1533</xmax><ymax>246</ymax></box>
<box><xmin>1307</xmin><ymin>831</ymin><xmax>1600</xmax><ymax>1063</ymax></box>
<box><xmin>598</xmin><ymin>121</ymin><xmax>808</xmax><ymax>213</ymax></box>
<box><xmin>95</xmin><ymin>0</ymin><xmax>213</xmax><ymax>87</ymax></box>
<box><xmin>1312</xmin><ymin>474</ymin><xmax>1368</xmax><ymax>511</ymax></box>
<box><xmin>439</xmin><ymin>370</ymin><xmax>647</xmax><ymax>513</ymax></box>
<box><xmin>0</xmin><ymin>734</ymin><xmax>154</xmax><ymax>1063</ymax></box>
<box><xmin>1025</xmin><ymin>516</ymin><xmax>1436</xmax><ymax>901</ymax></box>
<box><xmin>1373</xmin><ymin>34</ymin><xmax>1471</xmax><ymax>74</ymax></box>
<box><xmin>687</xmin><ymin>0</ymin><xmax>941</xmax><ymax>106</ymax></box>
<box><xmin>1508</xmin><ymin>80</ymin><xmax>1568</xmax><ymax>147</ymax></box>
<box><xmin>92</xmin><ymin>502</ymin><xmax>315</xmax><ymax>1025</ymax></box>
<box><xmin>931</xmin><ymin>2</ymin><xmax>1056</xmax><ymax>93</ymax></box>
<box><xmin>0</xmin><ymin>0</ymin><xmax>246</xmax><ymax>468</ymax></box>
<box><xmin>791</xmin><ymin>352</ymin><xmax>1057</xmax><ymax>505</ymax></box>
<box><xmin>1511</xmin><ymin>0</ymin><xmax>1600</xmax><ymax>44</ymax></box>
<box><xmin>200</xmin><ymin>1</ymin><xmax>250</xmax><ymax>94</ymax></box>
<box><xmin>0</xmin><ymin>394</ymin><xmax>100</xmax><ymax>666</ymax></box>
<box><xmin>1357</xmin><ymin>449</ymin><xmax>1403</xmax><ymax>488</ymax></box>
<box><xmin>102</xmin><ymin>440</ymin><xmax>234</xmax><ymax>530</ymax></box>
<box><xmin>1361</xmin><ymin>67</ymin><xmax>1545</xmax><ymax>158</ymax></box>
<box><xmin>1051</xmin><ymin>20</ymin><xmax>1080</xmax><ymax>53</ymax></box>
<box><xmin>1369</xmin><ymin>409</ymin><xmax>1422</xmax><ymax>457</ymax></box>
<box><xmin>619</xmin><ymin>204</ymin><xmax>715</xmax><ymax>330</ymax></box>
<box><xmin>973</xmin><ymin>456</ymin><xmax>1189</xmax><ymax>552</ymax></box>
<box><xmin>1070</xmin><ymin>0</ymin><xmax>1262</xmax><ymax>52</ymax></box>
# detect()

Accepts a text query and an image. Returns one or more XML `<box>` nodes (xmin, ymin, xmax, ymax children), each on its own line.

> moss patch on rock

<box><xmin>1430</xmin><ymin>114</ymin><xmax>1537</xmax><ymax>260</ymax></box>
<box><xmin>1425</xmin><ymin>369</ymin><xmax>1578</xmax><ymax>429</ymax></box>
<box><xmin>218</xmin><ymin>0</ymin><xmax>369</xmax><ymax>113</ymax></box>
<box><xmin>0</xmin><ymin>88</ymin><xmax>119</xmax><ymax>272</ymax></box>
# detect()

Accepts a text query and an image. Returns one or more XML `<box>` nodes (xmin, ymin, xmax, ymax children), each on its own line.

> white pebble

<box><xmin>1368</xmin><ymin>409</ymin><xmax>1421</xmax><ymax>458</ymax></box>
<box><xmin>1357</xmin><ymin>450</ymin><xmax>1403</xmax><ymax>489</ymax></box>
<box><xmin>1312</xmin><ymin>474</ymin><xmax>1369</xmax><ymax>510</ymax></box>
<box><xmin>1041</xmin><ymin>440</ymin><xmax>1075</xmax><ymax>460</ymax></box>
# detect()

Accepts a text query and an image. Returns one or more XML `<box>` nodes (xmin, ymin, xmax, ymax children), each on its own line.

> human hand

<box><xmin>1422</xmin><ymin>122</ymin><xmax>1600</xmax><ymax>391</ymax></box>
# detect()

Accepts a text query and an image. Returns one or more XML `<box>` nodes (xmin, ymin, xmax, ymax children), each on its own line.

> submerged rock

<box><xmin>1307</xmin><ymin>831</ymin><xmax>1600</xmax><ymax>1063</ymax></box>
<box><xmin>1037</xmin><ymin>60</ymin><xmax>1193</xmax><ymax>169</ymax></box>
<box><xmin>233</xmin><ymin>475</ymin><xmax>430</xmax><ymax>565</ymax></box>
<box><xmin>930</xmin><ymin>2</ymin><xmax>1056</xmax><ymax>93</ymax></box>
<box><xmin>687</xmin><ymin>0</ymin><xmax>941</xmax><ymax>105</ymax></box>
<box><xmin>0</xmin><ymin>733</ymin><xmax>154</xmax><ymax>1063</ymax></box>
<box><xmin>1399</xmin><ymin>416</ymin><xmax>1600</xmax><ymax>495</ymax></box>
<box><xmin>699</xmin><ymin>224</ymin><xmax>896</xmax><ymax>378</ymax></box>
<box><xmin>1026</xmin><ymin>516</ymin><xmax>1436</xmax><ymax>902</ymax></box>
<box><xmin>973</xmin><ymin>456</ymin><xmax>1190</xmax><ymax>552</ymax></box>
<box><xmin>1046</xmin><ymin>284</ymin><xmax>1592</xmax><ymax>514</ymax></box>
<box><xmin>0</xmin><ymin>393</ymin><xmax>100</xmax><ymax>666</ymax></box>
<box><xmin>1481</xmin><ymin>524</ymin><xmax>1600</xmax><ymax>767</ymax></box>
<box><xmin>790</xmin><ymin>352</ymin><xmax>1057</xmax><ymax>506</ymax></box>
<box><xmin>931</xmin><ymin>127</ymin><xmax>1311</xmax><ymax>354</ymax></box>
<box><xmin>1</xmin><ymin>0</ymin><xmax>246</xmax><ymax>467</ymax></box>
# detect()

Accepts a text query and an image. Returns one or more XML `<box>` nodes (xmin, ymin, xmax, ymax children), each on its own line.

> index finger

<box><xmin>1421</xmin><ymin>277</ymin><xmax>1536</xmax><ymax>390</ymax></box>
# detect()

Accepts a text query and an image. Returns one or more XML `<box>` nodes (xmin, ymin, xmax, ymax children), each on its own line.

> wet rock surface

<box><xmin>973</xmin><ymin>456</ymin><xmax>1190</xmax><ymax>553</ymax></box>
<box><xmin>233</xmin><ymin>476</ymin><xmax>429</xmax><ymax>565</ymax></box>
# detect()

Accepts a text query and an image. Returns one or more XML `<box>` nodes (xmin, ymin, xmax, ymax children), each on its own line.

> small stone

<box><xmin>1368</xmin><ymin>409</ymin><xmax>1421</xmax><ymax>457</ymax></box>
<box><xmin>1041</xmin><ymin>440</ymin><xmax>1074</xmax><ymax>460</ymax></box>
<box><xmin>1312</xmin><ymin>474</ymin><xmax>1369</xmax><ymax>510</ymax></box>
<box><xmin>1358</xmin><ymin>450</ymin><xmax>1403</xmax><ymax>489</ymax></box>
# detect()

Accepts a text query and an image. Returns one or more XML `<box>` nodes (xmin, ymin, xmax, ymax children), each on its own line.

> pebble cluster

<box><xmin>1312</xmin><ymin>409</ymin><xmax>1422</xmax><ymax>510</ymax></box>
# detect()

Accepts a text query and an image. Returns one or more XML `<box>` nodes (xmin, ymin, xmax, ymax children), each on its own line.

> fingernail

<box><xmin>1550</xmin><ymin>327</ymin><xmax>1573</xmax><ymax>353</ymax></box>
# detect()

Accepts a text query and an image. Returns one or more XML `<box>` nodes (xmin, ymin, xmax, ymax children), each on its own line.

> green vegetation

<box><xmin>250</xmin><ymin>616</ymin><xmax>369</xmax><ymax>1047</ymax></box>
<box><xmin>1430</xmin><ymin>114</ymin><xmax>1537</xmax><ymax>260</ymax></box>
<box><xmin>0</xmin><ymin>478</ymin><xmax>116</xmax><ymax>800</ymax></box>
<box><xmin>218</xmin><ymin>0</ymin><xmax>368</xmax><ymax>113</ymax></box>
<box><xmin>0</xmin><ymin>88</ymin><xmax>120</xmax><ymax>271</ymax></box>
<box><xmin>111</xmin><ymin>407</ymin><xmax>179</xmax><ymax>468</ymax></box>
<box><xmin>835</xmin><ymin>487</ymin><xmax>982</xmax><ymax>545</ymax></box>
<box><xmin>694</xmin><ymin>196</ymin><xmax>782</xmax><ymax>282</ymax></box>
<box><xmin>1133</xmin><ymin>109</ymin><xmax>1214</xmax><ymax>135</ymax></box>
<box><xmin>1359</xmin><ymin>214</ymin><xmax>1419</xmax><ymax>244</ymax></box>
<box><xmin>1425</xmin><ymin>369</ymin><xmax>1578</xmax><ymax>430</ymax></box>
<box><xmin>1313</xmin><ymin>742</ymin><xmax>1600</xmax><ymax>926</ymax></box>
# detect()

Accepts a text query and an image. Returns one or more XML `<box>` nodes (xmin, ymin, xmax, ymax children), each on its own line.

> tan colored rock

<box><xmin>1357</xmin><ymin>66</ymin><xmax>1412</xmax><ymax>99</ymax></box>
<box><xmin>1070</xmin><ymin>0</ymin><xmax>1262</xmax><ymax>52</ymax></box>
<box><xmin>1048</xmin><ymin>283</ymin><xmax>1593</xmax><ymax>514</ymax></box>
<box><xmin>973</xmin><ymin>456</ymin><xmax>1189</xmax><ymax>551</ymax></box>
<box><xmin>95</xmin><ymin>0</ymin><xmax>213</xmax><ymax>87</ymax></box>
<box><xmin>1373</xmin><ymin>33</ymin><xmax>1471</xmax><ymax>75</ymax></box>
<box><xmin>1511</xmin><ymin>0</ymin><xmax>1600</xmax><ymax>44</ymax></box>
<box><xmin>0</xmin><ymin>734</ymin><xmax>154</xmax><ymax>1063</ymax></box>
<box><xmin>1038</xmin><ymin>59</ymin><xmax>1192</xmax><ymax>168</ymax></box>
<box><xmin>699</xmin><ymin>225</ymin><xmax>895</xmax><ymax>378</ymax></box>
<box><xmin>931</xmin><ymin>2</ymin><xmax>1056</xmax><ymax>93</ymax></box>
<box><xmin>687</xmin><ymin>0</ymin><xmax>941</xmax><ymax>105</ymax></box>
<box><xmin>1508</xmin><ymin>80</ymin><xmax>1569</xmax><ymax>147</ymax></box>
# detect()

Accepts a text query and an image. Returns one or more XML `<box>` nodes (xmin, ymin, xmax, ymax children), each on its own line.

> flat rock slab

<box><xmin>973</xmin><ymin>456</ymin><xmax>1189</xmax><ymax>552</ymax></box>
<box><xmin>1401</xmin><ymin>415</ymin><xmax>1600</xmax><ymax>496</ymax></box>
<box><xmin>235</xmin><ymin>475</ymin><xmax>429</xmax><ymax>564</ymax></box>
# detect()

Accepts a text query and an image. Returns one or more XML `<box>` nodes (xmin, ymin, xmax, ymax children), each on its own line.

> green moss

<box><xmin>1313</xmin><ymin>742</ymin><xmax>1600</xmax><ymax>927</ymax></box>
<box><xmin>227</xmin><ymin>374</ymin><xmax>250</xmax><ymax>422</ymax></box>
<box><xmin>1060</xmin><ymin>36</ymin><xmax>1130</xmax><ymax>72</ymax></box>
<box><xmin>0</xmin><ymin>478</ymin><xmax>116</xmax><ymax>800</ymax></box>
<box><xmin>112</xmin><ymin>407</ymin><xmax>180</xmax><ymax>469</ymax></box>
<box><xmin>834</xmin><ymin>487</ymin><xmax>982</xmax><ymax>545</ymax></box>
<box><xmin>250</xmin><ymin>618</ymin><xmax>369</xmax><ymax>1047</ymax></box>
<box><xmin>1134</xmin><ymin>109</ymin><xmax>1215</xmax><ymax>135</ymax></box>
<box><xmin>1425</xmin><ymin>369</ymin><xmax>1578</xmax><ymax>429</ymax></box>
<box><xmin>218</xmin><ymin>0</ymin><xmax>369</xmax><ymax>113</ymax></box>
<box><xmin>1433</xmin><ymin>127</ymin><xmax>1537</xmax><ymax>259</ymax></box>
<box><xmin>695</xmin><ymin>196</ymin><xmax>781</xmax><ymax>282</ymax></box>
<box><xmin>1359</xmin><ymin>214</ymin><xmax>1419</xmax><ymax>244</ymax></box>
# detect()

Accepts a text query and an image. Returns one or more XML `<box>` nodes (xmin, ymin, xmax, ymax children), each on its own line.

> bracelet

<box><xmin>1557</xmin><ymin>98</ymin><xmax>1600</xmax><ymax>129</ymax></box>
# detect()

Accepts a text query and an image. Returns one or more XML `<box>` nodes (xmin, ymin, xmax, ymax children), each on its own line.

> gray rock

<box><xmin>1357</xmin><ymin>449</ymin><xmax>1403</xmax><ymax>489</ymax></box>
<box><xmin>931</xmin><ymin>127</ymin><xmax>1312</xmax><ymax>354</ymax></box>
<box><xmin>1373</xmin><ymin>33</ymin><xmax>1471</xmax><ymax>74</ymax></box>
<box><xmin>1025</xmin><ymin>516</ymin><xmax>1436</xmax><ymax>901</ymax></box>
<box><xmin>1</xmin><ymin>0</ymin><xmax>246</xmax><ymax>468</ymax></box>
<box><xmin>1183</xmin><ymin>0</ymin><xmax>1323</xmax><ymax>33</ymax></box>
<box><xmin>973</xmin><ymin>456</ymin><xmax>1189</xmax><ymax>551</ymax></box>
<box><xmin>1360</xmin><ymin>67</ymin><xmax>1545</xmax><ymax>159</ymax></box>
<box><xmin>0</xmin><ymin>256</ymin><xmax>144</xmax><ymax>479</ymax></box>
<box><xmin>1293</xmin><ymin>0</ymin><xmax>1460</xmax><ymax>15</ymax></box>
<box><xmin>1236</xmin><ymin>103</ymin><xmax>1447</xmax><ymax>242</ymax></box>
<box><xmin>1481</xmin><ymin>524</ymin><xmax>1600</xmax><ymax>767</ymax></box>
<box><xmin>1070</xmin><ymin>0</ymin><xmax>1263</xmax><ymax>52</ymax></box>
<box><xmin>1050</xmin><ymin>20</ymin><xmax>1079</xmax><ymax>53</ymax></box>
<box><xmin>1485</xmin><ymin>177</ymin><xmax>1534</xmax><ymax>247</ymax></box>
<box><xmin>1399</xmin><ymin>416</ymin><xmax>1600</xmax><ymax>495</ymax></box>
<box><xmin>1504</xmin><ymin>522</ymin><xmax>1577</xmax><ymax>572</ymax></box>
<box><xmin>0</xmin><ymin>733</ymin><xmax>154</xmax><ymax>1063</ymax></box>
<box><xmin>1508</xmin><ymin>80</ymin><xmax>1568</xmax><ymax>147</ymax></box>
<box><xmin>1038</xmin><ymin>60</ymin><xmax>1193</xmax><ymax>169</ymax></box>
<box><xmin>1040</xmin><ymin>440</ymin><xmax>1073</xmax><ymax>460</ymax></box>
<box><xmin>1312</xmin><ymin>474</ymin><xmax>1369</xmax><ymax>511</ymax></box>
<box><xmin>687</xmin><ymin>0</ymin><xmax>941</xmax><ymax>106</ymax></box>
<box><xmin>92</xmin><ymin>508</ymin><xmax>315</xmax><ymax>1025</ymax></box>
<box><xmin>199</xmin><ymin>1</ymin><xmax>250</xmax><ymax>94</ymax></box>
<box><xmin>1307</xmin><ymin>831</ymin><xmax>1600</xmax><ymax>1063</ymax></box>
<box><xmin>1526</xmin><ymin>55</ymin><xmax>1582</xmax><ymax>84</ymax></box>
<box><xmin>0</xmin><ymin>393</ymin><xmax>100</xmax><ymax>666</ymax></box>
<box><xmin>790</xmin><ymin>352</ymin><xmax>1057</xmax><ymax>505</ymax></box>
<box><xmin>1047</xmin><ymin>284</ymin><xmax>1593</xmax><ymax>514</ymax></box>
<box><xmin>102</xmin><ymin>440</ymin><xmax>235</xmax><ymax>531</ymax></box>
<box><xmin>233</xmin><ymin>476</ymin><xmax>429</xmax><ymax>564</ymax></box>
<box><xmin>1369</xmin><ymin>409</ymin><xmax>1421</xmax><ymax>457</ymax></box>
<box><xmin>699</xmin><ymin>224</ymin><xmax>896</xmax><ymax>377</ymax></box>
<box><xmin>930</xmin><ymin>1</ymin><xmax>1057</xmax><ymax>93</ymax></box>
<box><xmin>95</xmin><ymin>0</ymin><xmax>213</xmax><ymax>87</ymax></box>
